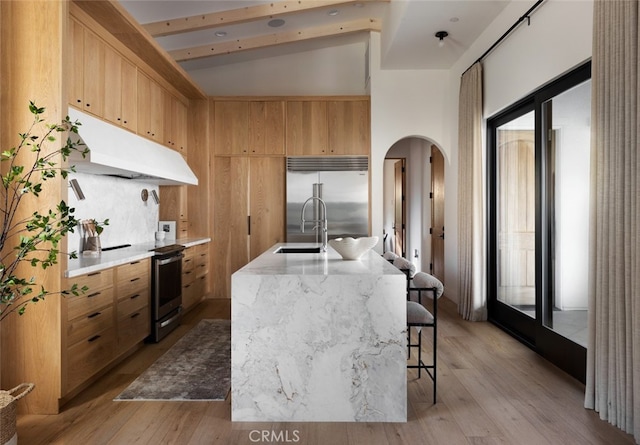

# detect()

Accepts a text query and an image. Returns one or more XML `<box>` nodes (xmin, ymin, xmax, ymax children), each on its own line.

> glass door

<box><xmin>487</xmin><ymin>63</ymin><xmax>591</xmax><ymax>382</ymax></box>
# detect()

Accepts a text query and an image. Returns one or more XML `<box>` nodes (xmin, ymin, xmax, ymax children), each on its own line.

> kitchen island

<box><xmin>231</xmin><ymin>243</ymin><xmax>407</xmax><ymax>422</ymax></box>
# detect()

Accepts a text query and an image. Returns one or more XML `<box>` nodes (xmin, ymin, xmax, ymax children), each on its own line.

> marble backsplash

<box><xmin>66</xmin><ymin>172</ymin><xmax>159</xmax><ymax>253</ymax></box>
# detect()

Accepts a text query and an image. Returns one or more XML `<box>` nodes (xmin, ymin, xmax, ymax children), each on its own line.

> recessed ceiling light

<box><xmin>450</xmin><ymin>17</ymin><xmax>459</xmax><ymax>22</ymax></box>
<box><xmin>328</xmin><ymin>9</ymin><xmax>339</xmax><ymax>16</ymax></box>
<box><xmin>268</xmin><ymin>18</ymin><xmax>285</xmax><ymax>28</ymax></box>
<box><xmin>215</xmin><ymin>31</ymin><xmax>227</xmax><ymax>37</ymax></box>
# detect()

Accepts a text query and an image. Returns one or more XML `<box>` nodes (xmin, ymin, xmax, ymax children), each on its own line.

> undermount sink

<box><xmin>275</xmin><ymin>246</ymin><xmax>323</xmax><ymax>254</ymax></box>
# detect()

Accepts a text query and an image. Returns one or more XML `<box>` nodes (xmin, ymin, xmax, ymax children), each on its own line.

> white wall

<box><xmin>67</xmin><ymin>173</ymin><xmax>159</xmax><ymax>253</ymax></box>
<box><xmin>368</xmin><ymin>31</ymin><xmax>449</xmax><ymax>271</ymax></box>
<box><xmin>443</xmin><ymin>0</ymin><xmax>594</xmax><ymax>303</ymax></box>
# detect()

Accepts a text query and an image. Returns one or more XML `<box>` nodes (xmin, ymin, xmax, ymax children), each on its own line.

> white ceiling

<box><xmin>119</xmin><ymin>0</ymin><xmax>511</xmax><ymax>74</ymax></box>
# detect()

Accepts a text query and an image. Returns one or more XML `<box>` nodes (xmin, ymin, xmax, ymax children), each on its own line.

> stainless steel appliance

<box><xmin>148</xmin><ymin>244</ymin><xmax>184</xmax><ymax>342</ymax></box>
<box><xmin>286</xmin><ymin>156</ymin><xmax>369</xmax><ymax>243</ymax></box>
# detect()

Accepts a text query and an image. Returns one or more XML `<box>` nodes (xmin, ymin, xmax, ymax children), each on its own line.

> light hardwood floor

<box><xmin>17</xmin><ymin>298</ymin><xmax>634</xmax><ymax>445</ymax></box>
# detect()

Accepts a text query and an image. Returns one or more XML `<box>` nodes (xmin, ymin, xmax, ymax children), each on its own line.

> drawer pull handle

<box><xmin>87</xmin><ymin>312</ymin><xmax>101</xmax><ymax>319</ymax></box>
<box><xmin>88</xmin><ymin>335</ymin><xmax>101</xmax><ymax>342</ymax></box>
<box><xmin>130</xmin><ymin>277</ymin><xmax>140</xmax><ymax>283</ymax></box>
<box><xmin>130</xmin><ymin>261</ymin><xmax>140</xmax><ymax>265</ymax></box>
<box><xmin>87</xmin><ymin>272</ymin><xmax>101</xmax><ymax>277</ymax></box>
<box><xmin>131</xmin><ymin>312</ymin><xmax>140</xmax><ymax>319</ymax></box>
<box><xmin>130</xmin><ymin>294</ymin><xmax>140</xmax><ymax>300</ymax></box>
<box><xmin>87</xmin><ymin>292</ymin><xmax>100</xmax><ymax>298</ymax></box>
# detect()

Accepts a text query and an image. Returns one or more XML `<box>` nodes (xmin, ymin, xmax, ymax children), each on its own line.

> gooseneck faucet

<box><xmin>301</xmin><ymin>196</ymin><xmax>328</xmax><ymax>252</ymax></box>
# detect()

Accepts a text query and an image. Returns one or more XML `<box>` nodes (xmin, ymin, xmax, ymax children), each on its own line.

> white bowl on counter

<box><xmin>329</xmin><ymin>236</ymin><xmax>379</xmax><ymax>260</ymax></box>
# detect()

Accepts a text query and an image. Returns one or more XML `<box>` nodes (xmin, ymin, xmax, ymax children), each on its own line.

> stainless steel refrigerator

<box><xmin>286</xmin><ymin>156</ymin><xmax>369</xmax><ymax>243</ymax></box>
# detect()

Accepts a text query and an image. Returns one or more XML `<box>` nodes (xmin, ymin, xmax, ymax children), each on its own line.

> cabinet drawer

<box><xmin>118</xmin><ymin>305</ymin><xmax>150</xmax><ymax>351</ymax></box>
<box><xmin>67</xmin><ymin>306</ymin><xmax>114</xmax><ymax>347</ymax></box>
<box><xmin>116</xmin><ymin>259</ymin><xmax>150</xmax><ymax>284</ymax></box>
<box><xmin>117</xmin><ymin>289</ymin><xmax>149</xmax><ymax>319</ymax></box>
<box><xmin>183</xmin><ymin>276</ymin><xmax>204</xmax><ymax>310</ymax></box>
<box><xmin>69</xmin><ymin>269</ymin><xmax>113</xmax><ymax>293</ymax></box>
<box><xmin>182</xmin><ymin>267</ymin><xmax>197</xmax><ymax>287</ymax></box>
<box><xmin>183</xmin><ymin>255</ymin><xmax>196</xmax><ymax>274</ymax></box>
<box><xmin>67</xmin><ymin>286</ymin><xmax>114</xmax><ymax>321</ymax></box>
<box><xmin>67</xmin><ymin>327</ymin><xmax>115</xmax><ymax>392</ymax></box>
<box><xmin>116</xmin><ymin>273</ymin><xmax>148</xmax><ymax>298</ymax></box>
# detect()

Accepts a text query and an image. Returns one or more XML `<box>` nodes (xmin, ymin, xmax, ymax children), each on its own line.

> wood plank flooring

<box><xmin>17</xmin><ymin>297</ymin><xmax>635</xmax><ymax>444</ymax></box>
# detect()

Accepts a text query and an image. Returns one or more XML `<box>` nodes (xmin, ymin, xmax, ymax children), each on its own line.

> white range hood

<box><xmin>67</xmin><ymin>108</ymin><xmax>198</xmax><ymax>186</ymax></box>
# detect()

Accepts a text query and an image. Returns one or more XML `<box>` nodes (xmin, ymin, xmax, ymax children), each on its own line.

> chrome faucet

<box><xmin>300</xmin><ymin>196</ymin><xmax>328</xmax><ymax>252</ymax></box>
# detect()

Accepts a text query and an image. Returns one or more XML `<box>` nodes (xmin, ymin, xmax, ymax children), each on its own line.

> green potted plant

<box><xmin>1</xmin><ymin>102</ymin><xmax>108</xmax><ymax>321</ymax></box>
<box><xmin>0</xmin><ymin>103</ymin><xmax>108</xmax><ymax>444</ymax></box>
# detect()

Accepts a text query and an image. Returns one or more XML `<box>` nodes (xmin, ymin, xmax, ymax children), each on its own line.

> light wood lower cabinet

<box><xmin>115</xmin><ymin>259</ymin><xmax>150</xmax><ymax>354</ymax></box>
<box><xmin>182</xmin><ymin>243</ymin><xmax>209</xmax><ymax>311</ymax></box>
<box><xmin>63</xmin><ymin>259</ymin><xmax>150</xmax><ymax>396</ymax></box>
<box><xmin>64</xmin><ymin>269</ymin><xmax>115</xmax><ymax>394</ymax></box>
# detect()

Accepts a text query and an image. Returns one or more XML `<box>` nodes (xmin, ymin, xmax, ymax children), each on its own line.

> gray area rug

<box><xmin>115</xmin><ymin>319</ymin><xmax>231</xmax><ymax>401</ymax></box>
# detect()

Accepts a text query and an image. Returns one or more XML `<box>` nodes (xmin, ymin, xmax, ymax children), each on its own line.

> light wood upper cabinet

<box><xmin>163</xmin><ymin>92</ymin><xmax>188</xmax><ymax>154</ymax></box>
<box><xmin>213</xmin><ymin>100</ymin><xmax>285</xmax><ymax>155</ymax></box>
<box><xmin>103</xmin><ymin>46</ymin><xmax>138</xmax><ymax>131</ymax></box>
<box><xmin>69</xmin><ymin>18</ymin><xmax>137</xmax><ymax>132</ymax></box>
<box><xmin>68</xmin><ymin>18</ymin><xmax>85</xmax><ymax>109</ymax></box>
<box><xmin>80</xmin><ymin>28</ymin><xmax>106</xmax><ymax>116</ymax></box>
<box><xmin>286</xmin><ymin>101</ymin><xmax>328</xmax><ymax>155</ymax></box>
<box><xmin>119</xmin><ymin>59</ymin><xmax>138</xmax><ymax>132</ymax></box>
<box><xmin>103</xmin><ymin>48</ymin><xmax>137</xmax><ymax>131</ymax></box>
<box><xmin>249</xmin><ymin>101</ymin><xmax>285</xmax><ymax>155</ymax></box>
<box><xmin>213</xmin><ymin>101</ymin><xmax>249</xmax><ymax>155</ymax></box>
<box><xmin>327</xmin><ymin>100</ymin><xmax>370</xmax><ymax>155</ymax></box>
<box><xmin>82</xmin><ymin>30</ymin><xmax>107</xmax><ymax>116</ymax></box>
<box><xmin>137</xmin><ymin>72</ymin><xmax>164</xmax><ymax>143</ymax></box>
<box><xmin>102</xmin><ymin>45</ymin><xmax>122</xmax><ymax>125</ymax></box>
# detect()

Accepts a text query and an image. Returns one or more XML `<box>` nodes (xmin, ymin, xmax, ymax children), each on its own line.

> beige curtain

<box><xmin>585</xmin><ymin>0</ymin><xmax>640</xmax><ymax>441</ymax></box>
<box><xmin>457</xmin><ymin>62</ymin><xmax>487</xmax><ymax>321</ymax></box>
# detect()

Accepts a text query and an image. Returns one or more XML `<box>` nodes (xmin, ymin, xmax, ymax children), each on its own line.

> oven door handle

<box><xmin>156</xmin><ymin>253</ymin><xmax>184</xmax><ymax>266</ymax></box>
<box><xmin>159</xmin><ymin>307</ymin><xmax>182</xmax><ymax>328</ymax></box>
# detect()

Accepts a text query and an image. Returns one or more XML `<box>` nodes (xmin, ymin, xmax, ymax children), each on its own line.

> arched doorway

<box><xmin>383</xmin><ymin>137</ymin><xmax>445</xmax><ymax>283</ymax></box>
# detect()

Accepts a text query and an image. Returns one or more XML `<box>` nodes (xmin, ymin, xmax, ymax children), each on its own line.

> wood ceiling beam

<box><xmin>144</xmin><ymin>0</ymin><xmax>387</xmax><ymax>37</ymax></box>
<box><xmin>169</xmin><ymin>17</ymin><xmax>380</xmax><ymax>62</ymax></box>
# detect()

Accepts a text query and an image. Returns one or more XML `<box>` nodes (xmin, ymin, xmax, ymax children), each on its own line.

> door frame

<box><xmin>430</xmin><ymin>145</ymin><xmax>445</xmax><ymax>284</ymax></box>
<box><xmin>487</xmin><ymin>62</ymin><xmax>591</xmax><ymax>383</ymax></box>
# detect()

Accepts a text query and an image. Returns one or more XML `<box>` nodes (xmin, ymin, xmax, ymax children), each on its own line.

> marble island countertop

<box><xmin>232</xmin><ymin>243</ymin><xmax>407</xmax><ymax>423</ymax></box>
<box><xmin>65</xmin><ymin>236</ymin><xmax>210</xmax><ymax>278</ymax></box>
<box><xmin>235</xmin><ymin>242</ymin><xmax>402</xmax><ymax>276</ymax></box>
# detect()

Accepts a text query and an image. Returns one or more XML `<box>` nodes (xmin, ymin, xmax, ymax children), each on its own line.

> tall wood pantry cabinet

<box><xmin>212</xmin><ymin>156</ymin><xmax>285</xmax><ymax>298</ymax></box>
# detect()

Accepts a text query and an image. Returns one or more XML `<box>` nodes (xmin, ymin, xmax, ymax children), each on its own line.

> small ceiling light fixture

<box><xmin>215</xmin><ymin>31</ymin><xmax>227</xmax><ymax>37</ymax></box>
<box><xmin>435</xmin><ymin>31</ymin><xmax>449</xmax><ymax>48</ymax></box>
<box><xmin>268</xmin><ymin>18</ymin><xmax>285</xmax><ymax>28</ymax></box>
<box><xmin>328</xmin><ymin>9</ymin><xmax>339</xmax><ymax>16</ymax></box>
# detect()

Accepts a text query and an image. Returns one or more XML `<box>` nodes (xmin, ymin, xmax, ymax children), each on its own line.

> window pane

<box><xmin>496</xmin><ymin>111</ymin><xmax>536</xmax><ymax>318</ymax></box>
<box><xmin>544</xmin><ymin>79</ymin><xmax>591</xmax><ymax>347</ymax></box>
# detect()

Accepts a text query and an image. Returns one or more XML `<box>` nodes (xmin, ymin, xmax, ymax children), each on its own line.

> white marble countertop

<box><xmin>65</xmin><ymin>237</ymin><xmax>211</xmax><ymax>278</ymax></box>
<box><xmin>232</xmin><ymin>242</ymin><xmax>407</xmax><ymax>422</ymax></box>
<box><xmin>235</xmin><ymin>243</ymin><xmax>402</xmax><ymax>276</ymax></box>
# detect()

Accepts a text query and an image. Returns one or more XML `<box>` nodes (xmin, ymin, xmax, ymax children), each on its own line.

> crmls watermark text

<box><xmin>249</xmin><ymin>429</ymin><xmax>301</xmax><ymax>443</ymax></box>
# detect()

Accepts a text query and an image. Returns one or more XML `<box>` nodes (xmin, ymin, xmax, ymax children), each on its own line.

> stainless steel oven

<box><xmin>149</xmin><ymin>244</ymin><xmax>184</xmax><ymax>342</ymax></box>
